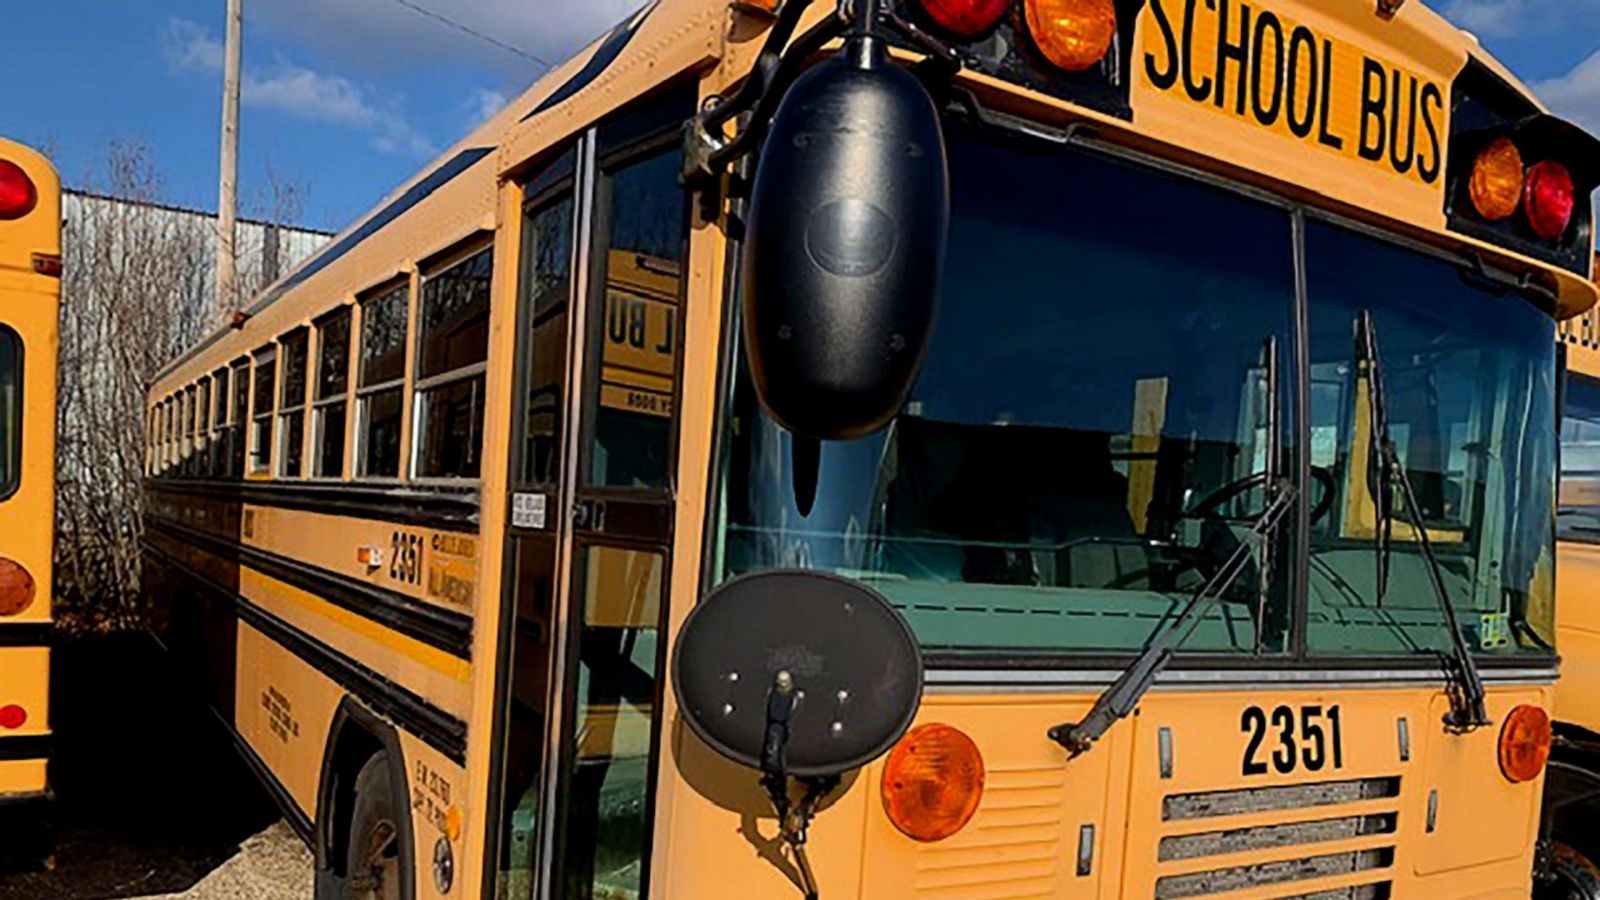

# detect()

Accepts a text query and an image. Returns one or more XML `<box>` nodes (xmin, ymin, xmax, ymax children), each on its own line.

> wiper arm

<box><xmin>1048</xmin><ymin>480</ymin><xmax>1297</xmax><ymax>756</ymax></box>
<box><xmin>1355</xmin><ymin>310</ymin><xmax>1490</xmax><ymax>731</ymax></box>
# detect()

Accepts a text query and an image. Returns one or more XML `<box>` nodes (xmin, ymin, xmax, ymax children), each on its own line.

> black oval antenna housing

<box><xmin>672</xmin><ymin>570</ymin><xmax>924</xmax><ymax>778</ymax></box>
<box><xmin>740</xmin><ymin>36</ymin><xmax>950</xmax><ymax>441</ymax></box>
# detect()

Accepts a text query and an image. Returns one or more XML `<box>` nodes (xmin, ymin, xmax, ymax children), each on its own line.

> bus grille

<box><xmin>1154</xmin><ymin>778</ymin><xmax>1400</xmax><ymax>899</ymax></box>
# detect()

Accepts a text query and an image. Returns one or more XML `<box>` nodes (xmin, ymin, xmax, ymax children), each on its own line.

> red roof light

<box><xmin>919</xmin><ymin>0</ymin><xmax>1011</xmax><ymax>38</ymax></box>
<box><xmin>0</xmin><ymin>161</ymin><xmax>36</xmax><ymax>221</ymax></box>
<box><xmin>1525</xmin><ymin>160</ymin><xmax>1576</xmax><ymax>240</ymax></box>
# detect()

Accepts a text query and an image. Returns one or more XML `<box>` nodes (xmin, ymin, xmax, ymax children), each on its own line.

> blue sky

<box><xmin>1</xmin><ymin>0</ymin><xmax>1597</xmax><ymax>232</ymax></box>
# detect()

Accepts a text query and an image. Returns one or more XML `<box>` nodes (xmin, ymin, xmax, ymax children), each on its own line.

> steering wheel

<box><xmin>1182</xmin><ymin>467</ymin><xmax>1337</xmax><ymax>526</ymax></box>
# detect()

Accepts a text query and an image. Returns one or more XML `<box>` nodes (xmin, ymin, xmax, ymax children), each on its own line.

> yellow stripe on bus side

<box><xmin>238</xmin><ymin>566</ymin><xmax>472</xmax><ymax>684</ymax></box>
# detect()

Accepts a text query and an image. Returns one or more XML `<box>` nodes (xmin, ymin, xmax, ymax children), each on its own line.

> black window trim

<box><xmin>0</xmin><ymin>325</ymin><xmax>22</xmax><ymax>501</ymax></box>
<box><xmin>697</xmin><ymin>112</ymin><xmax>1559</xmax><ymax>674</ymax></box>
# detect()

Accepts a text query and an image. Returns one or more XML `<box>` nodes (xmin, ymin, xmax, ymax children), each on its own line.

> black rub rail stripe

<box><xmin>206</xmin><ymin>705</ymin><xmax>314</xmax><ymax>845</ymax></box>
<box><xmin>144</xmin><ymin>541</ymin><xmax>468</xmax><ymax>764</ymax></box>
<box><xmin>0</xmin><ymin>734</ymin><xmax>50</xmax><ymax>761</ymax></box>
<box><xmin>145</xmin><ymin>514</ymin><xmax>473</xmax><ymax>660</ymax></box>
<box><xmin>145</xmin><ymin>477</ymin><xmax>480</xmax><ymax>532</ymax></box>
<box><xmin>0</xmin><ymin>623</ymin><xmax>52</xmax><ymax>647</ymax></box>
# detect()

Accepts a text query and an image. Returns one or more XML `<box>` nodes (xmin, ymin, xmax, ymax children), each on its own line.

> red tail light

<box><xmin>0</xmin><ymin>705</ymin><xmax>26</xmax><ymax>730</ymax></box>
<box><xmin>0</xmin><ymin>161</ymin><xmax>36</xmax><ymax>220</ymax></box>
<box><xmin>919</xmin><ymin>0</ymin><xmax>1011</xmax><ymax>37</ymax></box>
<box><xmin>1525</xmin><ymin>160</ymin><xmax>1576</xmax><ymax>240</ymax></box>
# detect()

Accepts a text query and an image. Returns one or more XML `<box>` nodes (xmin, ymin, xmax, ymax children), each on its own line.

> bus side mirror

<box><xmin>740</xmin><ymin>34</ymin><xmax>950</xmax><ymax>441</ymax></box>
<box><xmin>672</xmin><ymin>569</ymin><xmax>923</xmax><ymax>779</ymax></box>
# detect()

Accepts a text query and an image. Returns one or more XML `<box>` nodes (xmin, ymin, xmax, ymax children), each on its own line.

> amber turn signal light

<box><xmin>1024</xmin><ymin>0</ymin><xmax>1116</xmax><ymax>72</ymax></box>
<box><xmin>1499</xmin><ymin>704</ymin><xmax>1552</xmax><ymax>783</ymax></box>
<box><xmin>0</xmin><ymin>559</ymin><xmax>35</xmax><ymax>617</ymax></box>
<box><xmin>881</xmin><ymin>723</ymin><xmax>985</xmax><ymax>842</ymax></box>
<box><xmin>1469</xmin><ymin>136</ymin><xmax>1524</xmax><ymax>222</ymax></box>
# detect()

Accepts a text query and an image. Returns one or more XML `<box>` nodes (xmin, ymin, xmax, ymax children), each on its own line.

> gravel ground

<box><xmin>145</xmin><ymin>822</ymin><xmax>311</xmax><ymax>900</ymax></box>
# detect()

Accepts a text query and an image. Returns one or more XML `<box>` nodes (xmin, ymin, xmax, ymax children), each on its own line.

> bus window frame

<box><xmin>0</xmin><ymin>325</ymin><xmax>21</xmax><ymax>501</ymax></box>
<box><xmin>250</xmin><ymin>344</ymin><xmax>278</xmax><ymax>476</ymax></box>
<box><xmin>197</xmin><ymin>376</ymin><xmax>212</xmax><ymax>478</ymax></box>
<box><xmin>410</xmin><ymin>237</ymin><xmax>494</xmax><ymax>484</ymax></box>
<box><xmin>229</xmin><ymin>356</ymin><xmax>250</xmax><ymax>478</ymax></box>
<box><xmin>574</xmin><ymin>127</ymin><xmax>692</xmax><ymax>497</ymax></box>
<box><xmin>354</xmin><ymin>278</ymin><xmax>411</xmax><ymax>482</ymax></box>
<box><xmin>697</xmin><ymin>117</ymin><xmax>1559</xmax><ymax>674</ymax></box>
<box><xmin>211</xmin><ymin>365</ymin><xmax>229</xmax><ymax>476</ymax></box>
<box><xmin>311</xmin><ymin>304</ymin><xmax>355</xmax><ymax>481</ymax></box>
<box><xmin>277</xmin><ymin>326</ymin><xmax>311</xmax><ymax>479</ymax></box>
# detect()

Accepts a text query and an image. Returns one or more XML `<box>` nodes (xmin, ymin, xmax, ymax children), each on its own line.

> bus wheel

<box><xmin>345</xmin><ymin>753</ymin><xmax>405</xmax><ymax>900</ymax></box>
<box><xmin>1540</xmin><ymin>840</ymin><xmax>1600</xmax><ymax>900</ymax></box>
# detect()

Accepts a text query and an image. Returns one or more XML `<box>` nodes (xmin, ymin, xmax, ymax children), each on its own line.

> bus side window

<box><xmin>278</xmin><ymin>329</ymin><xmax>309</xmax><ymax>478</ymax></box>
<box><xmin>250</xmin><ymin>346</ymin><xmax>277</xmax><ymax>475</ymax></box>
<box><xmin>229</xmin><ymin>358</ymin><xmax>250</xmax><ymax>477</ymax></box>
<box><xmin>312</xmin><ymin>308</ymin><xmax>352</xmax><ymax>479</ymax></box>
<box><xmin>414</xmin><ymin>246</ymin><xmax>492</xmax><ymax>479</ymax></box>
<box><xmin>0</xmin><ymin>327</ymin><xmax>20</xmax><ymax>495</ymax></box>
<box><xmin>356</xmin><ymin>283</ymin><xmax>408</xmax><ymax>479</ymax></box>
<box><xmin>583</xmin><ymin>145</ymin><xmax>687</xmax><ymax>491</ymax></box>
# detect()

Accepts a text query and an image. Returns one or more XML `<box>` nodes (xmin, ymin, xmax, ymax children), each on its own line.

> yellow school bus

<box><xmin>0</xmin><ymin>139</ymin><xmax>61</xmax><ymax>839</ymax></box>
<box><xmin>141</xmin><ymin>0</ymin><xmax>1599</xmax><ymax>897</ymax></box>
<box><xmin>1551</xmin><ymin>260</ymin><xmax>1600</xmax><ymax>893</ymax></box>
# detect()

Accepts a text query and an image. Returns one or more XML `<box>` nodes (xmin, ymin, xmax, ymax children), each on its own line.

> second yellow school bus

<box><xmin>142</xmin><ymin>0</ymin><xmax>1598</xmax><ymax>897</ymax></box>
<box><xmin>1550</xmin><ymin>263</ymin><xmax>1600</xmax><ymax>894</ymax></box>
<box><xmin>0</xmin><ymin>139</ymin><xmax>60</xmax><ymax>849</ymax></box>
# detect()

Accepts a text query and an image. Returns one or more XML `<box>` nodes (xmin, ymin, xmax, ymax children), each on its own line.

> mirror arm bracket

<box><xmin>680</xmin><ymin>0</ymin><xmax>964</xmax><ymax>200</ymax></box>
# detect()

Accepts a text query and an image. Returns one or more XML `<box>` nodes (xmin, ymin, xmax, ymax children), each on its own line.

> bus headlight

<box><xmin>1499</xmin><ymin>704</ymin><xmax>1552</xmax><ymax>783</ymax></box>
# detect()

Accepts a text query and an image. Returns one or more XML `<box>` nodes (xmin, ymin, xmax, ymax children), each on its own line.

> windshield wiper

<box><xmin>1355</xmin><ymin>310</ymin><xmax>1490</xmax><ymax>731</ymax></box>
<box><xmin>1048</xmin><ymin>479</ymin><xmax>1297</xmax><ymax>756</ymax></box>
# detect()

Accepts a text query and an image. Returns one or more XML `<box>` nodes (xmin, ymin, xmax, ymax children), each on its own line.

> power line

<box><xmin>383</xmin><ymin>0</ymin><xmax>553</xmax><ymax>68</ymax></box>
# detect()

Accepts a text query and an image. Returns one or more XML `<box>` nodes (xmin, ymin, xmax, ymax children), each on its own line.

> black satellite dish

<box><xmin>673</xmin><ymin>569</ymin><xmax>923</xmax><ymax>779</ymax></box>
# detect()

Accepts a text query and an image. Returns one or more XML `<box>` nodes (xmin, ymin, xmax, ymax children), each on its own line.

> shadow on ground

<box><xmin>0</xmin><ymin>632</ymin><xmax>279</xmax><ymax>899</ymax></box>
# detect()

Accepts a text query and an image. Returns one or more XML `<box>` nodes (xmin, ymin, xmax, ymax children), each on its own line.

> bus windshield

<box><xmin>712</xmin><ymin>123</ymin><xmax>1556</xmax><ymax>660</ymax></box>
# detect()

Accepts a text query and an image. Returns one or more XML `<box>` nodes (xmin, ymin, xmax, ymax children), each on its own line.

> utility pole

<box><xmin>216</xmin><ymin>0</ymin><xmax>242</xmax><ymax>315</ymax></box>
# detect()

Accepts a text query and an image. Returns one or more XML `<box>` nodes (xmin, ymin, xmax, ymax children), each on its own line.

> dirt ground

<box><xmin>0</xmin><ymin>633</ymin><xmax>302</xmax><ymax>900</ymax></box>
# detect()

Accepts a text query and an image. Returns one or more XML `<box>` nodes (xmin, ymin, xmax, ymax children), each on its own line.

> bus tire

<box><xmin>1540</xmin><ymin>756</ymin><xmax>1600</xmax><ymax>900</ymax></box>
<box><xmin>1541</xmin><ymin>840</ymin><xmax>1600</xmax><ymax>900</ymax></box>
<box><xmin>344</xmin><ymin>752</ymin><xmax>407</xmax><ymax>900</ymax></box>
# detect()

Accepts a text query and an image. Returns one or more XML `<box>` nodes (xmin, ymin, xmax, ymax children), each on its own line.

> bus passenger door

<box><xmin>496</xmin><ymin>84</ymin><xmax>693</xmax><ymax>900</ymax></box>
